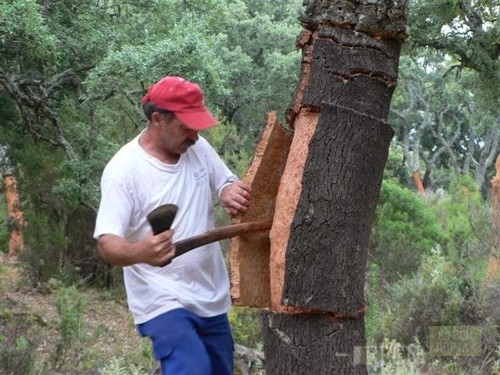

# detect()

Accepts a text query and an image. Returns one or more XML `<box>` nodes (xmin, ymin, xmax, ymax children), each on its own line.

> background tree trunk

<box><xmin>488</xmin><ymin>154</ymin><xmax>500</xmax><ymax>282</ymax></box>
<box><xmin>413</xmin><ymin>171</ymin><xmax>425</xmax><ymax>195</ymax></box>
<box><xmin>1</xmin><ymin>146</ymin><xmax>24</xmax><ymax>257</ymax></box>
<box><xmin>3</xmin><ymin>174</ymin><xmax>24</xmax><ymax>257</ymax></box>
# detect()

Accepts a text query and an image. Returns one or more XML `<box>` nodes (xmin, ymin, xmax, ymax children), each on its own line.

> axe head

<box><xmin>147</xmin><ymin>204</ymin><xmax>178</xmax><ymax>235</ymax></box>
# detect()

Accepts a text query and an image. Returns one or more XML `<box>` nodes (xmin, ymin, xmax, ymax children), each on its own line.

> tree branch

<box><xmin>0</xmin><ymin>66</ymin><xmax>93</xmax><ymax>160</ymax></box>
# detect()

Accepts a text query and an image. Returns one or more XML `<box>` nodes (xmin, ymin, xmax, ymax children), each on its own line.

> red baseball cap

<box><xmin>141</xmin><ymin>76</ymin><xmax>218</xmax><ymax>130</ymax></box>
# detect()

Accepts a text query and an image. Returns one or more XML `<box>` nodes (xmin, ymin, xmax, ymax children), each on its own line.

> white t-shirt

<box><xmin>94</xmin><ymin>133</ymin><xmax>237</xmax><ymax>324</ymax></box>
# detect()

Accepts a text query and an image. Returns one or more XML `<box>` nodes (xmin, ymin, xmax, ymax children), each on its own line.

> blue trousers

<box><xmin>137</xmin><ymin>308</ymin><xmax>234</xmax><ymax>375</ymax></box>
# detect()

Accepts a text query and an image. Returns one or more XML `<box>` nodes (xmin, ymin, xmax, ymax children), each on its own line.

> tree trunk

<box><xmin>3</xmin><ymin>174</ymin><xmax>24</xmax><ymax>257</ymax></box>
<box><xmin>488</xmin><ymin>154</ymin><xmax>500</xmax><ymax>282</ymax></box>
<box><xmin>261</xmin><ymin>312</ymin><xmax>366</xmax><ymax>374</ymax></box>
<box><xmin>264</xmin><ymin>1</ymin><xmax>407</xmax><ymax>373</ymax></box>
<box><xmin>230</xmin><ymin>1</ymin><xmax>408</xmax><ymax>373</ymax></box>
<box><xmin>413</xmin><ymin>171</ymin><xmax>425</xmax><ymax>195</ymax></box>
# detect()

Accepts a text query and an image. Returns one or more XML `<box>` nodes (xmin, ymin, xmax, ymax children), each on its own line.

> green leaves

<box><xmin>408</xmin><ymin>0</ymin><xmax>499</xmax><ymax>104</ymax></box>
<box><xmin>0</xmin><ymin>0</ymin><xmax>57</xmax><ymax>69</ymax></box>
<box><xmin>390</xmin><ymin>54</ymin><xmax>499</xmax><ymax>192</ymax></box>
<box><xmin>84</xmin><ymin>30</ymin><xmax>225</xmax><ymax>101</ymax></box>
<box><xmin>371</xmin><ymin>179</ymin><xmax>445</xmax><ymax>281</ymax></box>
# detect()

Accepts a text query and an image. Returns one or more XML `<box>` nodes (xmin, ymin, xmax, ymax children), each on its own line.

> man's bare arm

<box><xmin>98</xmin><ymin>231</ymin><xmax>175</xmax><ymax>267</ymax></box>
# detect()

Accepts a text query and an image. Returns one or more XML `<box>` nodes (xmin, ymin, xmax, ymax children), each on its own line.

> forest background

<box><xmin>0</xmin><ymin>0</ymin><xmax>499</xmax><ymax>374</ymax></box>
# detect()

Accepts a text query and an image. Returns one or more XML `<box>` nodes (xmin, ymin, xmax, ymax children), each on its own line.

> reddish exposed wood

<box><xmin>3</xmin><ymin>175</ymin><xmax>24</xmax><ymax>257</ymax></box>
<box><xmin>488</xmin><ymin>154</ymin><xmax>500</xmax><ymax>282</ymax></box>
<box><xmin>285</xmin><ymin>31</ymin><xmax>315</xmax><ymax>128</ymax></box>
<box><xmin>229</xmin><ymin>112</ymin><xmax>293</xmax><ymax>307</ymax></box>
<box><xmin>229</xmin><ymin>109</ymin><xmax>338</xmax><ymax>314</ymax></box>
<box><xmin>270</xmin><ymin>109</ymin><xmax>319</xmax><ymax>311</ymax></box>
<box><xmin>487</xmin><ymin>255</ymin><xmax>500</xmax><ymax>283</ymax></box>
<box><xmin>412</xmin><ymin>170</ymin><xmax>425</xmax><ymax>195</ymax></box>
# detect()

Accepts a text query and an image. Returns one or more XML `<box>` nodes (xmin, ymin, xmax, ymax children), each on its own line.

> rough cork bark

<box><xmin>261</xmin><ymin>310</ymin><xmax>366</xmax><ymax>375</ymax></box>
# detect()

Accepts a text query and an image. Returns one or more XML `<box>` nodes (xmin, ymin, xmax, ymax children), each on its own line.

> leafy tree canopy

<box><xmin>407</xmin><ymin>0</ymin><xmax>499</xmax><ymax>104</ymax></box>
<box><xmin>390</xmin><ymin>54</ymin><xmax>499</xmax><ymax>193</ymax></box>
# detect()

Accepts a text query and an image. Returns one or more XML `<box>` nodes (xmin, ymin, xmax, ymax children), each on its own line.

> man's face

<box><xmin>153</xmin><ymin>112</ymin><xmax>199</xmax><ymax>157</ymax></box>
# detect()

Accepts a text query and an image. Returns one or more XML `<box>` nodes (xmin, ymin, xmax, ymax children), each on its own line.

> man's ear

<box><xmin>151</xmin><ymin>111</ymin><xmax>164</xmax><ymax>126</ymax></box>
<box><xmin>151</xmin><ymin>111</ymin><xmax>163</xmax><ymax>126</ymax></box>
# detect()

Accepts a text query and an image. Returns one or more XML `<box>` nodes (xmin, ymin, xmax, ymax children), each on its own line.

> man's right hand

<box><xmin>140</xmin><ymin>230</ymin><xmax>176</xmax><ymax>266</ymax></box>
<box><xmin>97</xmin><ymin>230</ymin><xmax>176</xmax><ymax>267</ymax></box>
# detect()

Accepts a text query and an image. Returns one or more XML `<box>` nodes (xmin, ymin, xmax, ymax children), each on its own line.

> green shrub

<box><xmin>369</xmin><ymin>244</ymin><xmax>500</xmax><ymax>374</ymax></box>
<box><xmin>365</xmin><ymin>263</ymin><xmax>381</xmax><ymax>340</ymax></box>
<box><xmin>378</xmin><ymin>246</ymin><xmax>464</xmax><ymax>348</ymax></box>
<box><xmin>0</xmin><ymin>193</ymin><xmax>8</xmax><ymax>253</ymax></box>
<box><xmin>366</xmin><ymin>338</ymin><xmax>425</xmax><ymax>375</ymax></box>
<box><xmin>0</xmin><ymin>332</ymin><xmax>35</xmax><ymax>374</ymax></box>
<box><xmin>203</xmin><ymin>115</ymin><xmax>252</xmax><ymax>177</ymax></box>
<box><xmin>228</xmin><ymin>306</ymin><xmax>262</xmax><ymax>349</ymax></box>
<box><xmin>0</xmin><ymin>297</ymin><xmax>37</xmax><ymax>375</ymax></box>
<box><xmin>432</xmin><ymin>175</ymin><xmax>485</xmax><ymax>259</ymax></box>
<box><xmin>98</xmin><ymin>356</ymin><xmax>151</xmax><ymax>375</ymax></box>
<box><xmin>51</xmin><ymin>284</ymin><xmax>89</xmax><ymax>369</ymax></box>
<box><xmin>22</xmin><ymin>208</ymin><xmax>68</xmax><ymax>284</ymax></box>
<box><xmin>371</xmin><ymin>179</ymin><xmax>445</xmax><ymax>282</ymax></box>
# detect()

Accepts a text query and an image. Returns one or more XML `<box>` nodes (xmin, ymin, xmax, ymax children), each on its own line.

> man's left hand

<box><xmin>220</xmin><ymin>180</ymin><xmax>252</xmax><ymax>216</ymax></box>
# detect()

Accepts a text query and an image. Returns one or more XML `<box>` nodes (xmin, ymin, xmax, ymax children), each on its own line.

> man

<box><xmin>94</xmin><ymin>76</ymin><xmax>251</xmax><ymax>375</ymax></box>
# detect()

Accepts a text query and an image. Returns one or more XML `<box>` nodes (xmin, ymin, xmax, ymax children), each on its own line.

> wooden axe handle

<box><xmin>163</xmin><ymin>220</ymin><xmax>272</xmax><ymax>265</ymax></box>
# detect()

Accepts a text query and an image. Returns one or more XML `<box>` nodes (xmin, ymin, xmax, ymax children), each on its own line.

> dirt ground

<box><xmin>0</xmin><ymin>254</ymin><xmax>152</xmax><ymax>374</ymax></box>
<box><xmin>0</xmin><ymin>254</ymin><xmax>264</xmax><ymax>375</ymax></box>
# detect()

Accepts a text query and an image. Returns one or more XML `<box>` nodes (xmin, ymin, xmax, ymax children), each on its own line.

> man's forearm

<box><xmin>97</xmin><ymin>234</ymin><xmax>143</xmax><ymax>267</ymax></box>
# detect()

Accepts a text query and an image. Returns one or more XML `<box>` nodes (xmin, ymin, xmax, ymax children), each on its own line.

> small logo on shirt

<box><xmin>193</xmin><ymin>168</ymin><xmax>208</xmax><ymax>186</ymax></box>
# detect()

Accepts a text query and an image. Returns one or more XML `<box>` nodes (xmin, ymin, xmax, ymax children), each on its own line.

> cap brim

<box><xmin>175</xmin><ymin>111</ymin><xmax>218</xmax><ymax>130</ymax></box>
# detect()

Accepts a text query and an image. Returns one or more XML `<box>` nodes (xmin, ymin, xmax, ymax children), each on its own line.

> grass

<box><xmin>0</xmin><ymin>255</ymin><xmax>156</xmax><ymax>374</ymax></box>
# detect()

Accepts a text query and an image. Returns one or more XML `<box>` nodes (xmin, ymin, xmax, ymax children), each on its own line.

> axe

<box><xmin>147</xmin><ymin>204</ymin><xmax>272</xmax><ymax>266</ymax></box>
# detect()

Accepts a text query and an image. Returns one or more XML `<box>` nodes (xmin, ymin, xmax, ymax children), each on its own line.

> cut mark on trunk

<box><xmin>270</xmin><ymin>109</ymin><xmax>319</xmax><ymax>311</ymax></box>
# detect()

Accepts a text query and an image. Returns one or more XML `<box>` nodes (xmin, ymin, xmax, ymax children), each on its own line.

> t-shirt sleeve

<box><xmin>93</xmin><ymin>174</ymin><xmax>134</xmax><ymax>240</ymax></box>
<box><xmin>198</xmin><ymin>138</ymin><xmax>238</xmax><ymax>197</ymax></box>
